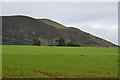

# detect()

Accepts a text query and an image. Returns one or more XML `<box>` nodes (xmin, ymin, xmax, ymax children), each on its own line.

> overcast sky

<box><xmin>1</xmin><ymin>0</ymin><xmax>119</xmax><ymax>2</ymax></box>
<box><xmin>1</xmin><ymin>2</ymin><xmax>118</xmax><ymax>45</ymax></box>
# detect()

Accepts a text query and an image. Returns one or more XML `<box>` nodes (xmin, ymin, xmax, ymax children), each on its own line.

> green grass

<box><xmin>0</xmin><ymin>45</ymin><xmax>2</xmax><ymax>78</ymax></box>
<box><xmin>39</xmin><ymin>19</ymin><xmax>66</xmax><ymax>29</ymax></box>
<box><xmin>2</xmin><ymin>45</ymin><xmax>118</xmax><ymax>78</ymax></box>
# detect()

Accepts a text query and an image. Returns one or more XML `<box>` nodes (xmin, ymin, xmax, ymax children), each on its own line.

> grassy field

<box><xmin>2</xmin><ymin>45</ymin><xmax>118</xmax><ymax>78</ymax></box>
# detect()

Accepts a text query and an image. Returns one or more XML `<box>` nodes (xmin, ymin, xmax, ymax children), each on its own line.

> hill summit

<box><xmin>2</xmin><ymin>15</ymin><xmax>116</xmax><ymax>47</ymax></box>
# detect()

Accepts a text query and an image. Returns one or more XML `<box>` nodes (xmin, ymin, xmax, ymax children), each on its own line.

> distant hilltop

<box><xmin>1</xmin><ymin>15</ymin><xmax>117</xmax><ymax>47</ymax></box>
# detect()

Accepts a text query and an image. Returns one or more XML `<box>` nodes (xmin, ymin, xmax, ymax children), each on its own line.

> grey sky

<box><xmin>1</xmin><ymin>2</ymin><xmax>118</xmax><ymax>44</ymax></box>
<box><xmin>1</xmin><ymin>0</ymin><xmax>119</xmax><ymax>2</ymax></box>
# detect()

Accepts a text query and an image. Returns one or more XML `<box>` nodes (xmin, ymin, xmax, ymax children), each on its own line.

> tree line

<box><xmin>32</xmin><ymin>37</ymin><xmax>80</xmax><ymax>47</ymax></box>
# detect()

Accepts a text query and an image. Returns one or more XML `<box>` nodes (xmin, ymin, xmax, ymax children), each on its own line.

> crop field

<box><xmin>2</xmin><ymin>45</ymin><xmax>118</xmax><ymax>78</ymax></box>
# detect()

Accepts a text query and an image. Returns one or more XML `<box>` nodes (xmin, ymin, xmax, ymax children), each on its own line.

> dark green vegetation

<box><xmin>3</xmin><ymin>45</ymin><xmax>118</xmax><ymax>78</ymax></box>
<box><xmin>2</xmin><ymin>15</ymin><xmax>116</xmax><ymax>47</ymax></box>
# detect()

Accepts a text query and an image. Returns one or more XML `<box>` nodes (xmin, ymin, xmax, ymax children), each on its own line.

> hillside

<box><xmin>39</xmin><ymin>19</ymin><xmax>66</xmax><ymax>29</ymax></box>
<box><xmin>2</xmin><ymin>15</ymin><xmax>116</xmax><ymax>47</ymax></box>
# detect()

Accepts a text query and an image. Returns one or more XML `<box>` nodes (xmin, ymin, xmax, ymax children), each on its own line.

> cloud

<box><xmin>1</xmin><ymin>0</ymin><xmax>119</xmax><ymax>2</ymax></box>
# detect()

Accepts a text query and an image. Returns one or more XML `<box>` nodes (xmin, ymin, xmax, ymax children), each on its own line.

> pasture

<box><xmin>2</xmin><ymin>45</ymin><xmax>118</xmax><ymax>78</ymax></box>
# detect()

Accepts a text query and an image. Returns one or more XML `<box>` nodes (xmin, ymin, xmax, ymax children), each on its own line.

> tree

<box><xmin>66</xmin><ymin>41</ymin><xmax>74</xmax><ymax>46</ymax></box>
<box><xmin>66</xmin><ymin>37</ymin><xmax>80</xmax><ymax>47</ymax></box>
<box><xmin>55</xmin><ymin>37</ymin><xmax>65</xmax><ymax>46</ymax></box>
<box><xmin>32</xmin><ymin>38</ymin><xmax>41</xmax><ymax>46</ymax></box>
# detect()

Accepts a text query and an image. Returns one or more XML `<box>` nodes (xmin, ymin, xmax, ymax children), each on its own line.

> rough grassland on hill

<box><xmin>39</xmin><ymin>19</ymin><xmax>66</xmax><ymax>29</ymax></box>
<box><xmin>2</xmin><ymin>16</ymin><xmax>116</xmax><ymax>47</ymax></box>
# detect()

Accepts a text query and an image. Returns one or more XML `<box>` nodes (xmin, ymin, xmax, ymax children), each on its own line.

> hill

<box><xmin>39</xmin><ymin>19</ymin><xmax>66</xmax><ymax>29</ymax></box>
<box><xmin>2</xmin><ymin>15</ymin><xmax>116</xmax><ymax>47</ymax></box>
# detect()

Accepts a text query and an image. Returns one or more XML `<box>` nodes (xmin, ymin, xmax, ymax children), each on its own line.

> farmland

<box><xmin>2</xmin><ymin>45</ymin><xmax>118</xmax><ymax>78</ymax></box>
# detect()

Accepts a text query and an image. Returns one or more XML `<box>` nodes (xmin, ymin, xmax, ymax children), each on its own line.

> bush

<box><xmin>32</xmin><ymin>38</ymin><xmax>41</xmax><ymax>46</ymax></box>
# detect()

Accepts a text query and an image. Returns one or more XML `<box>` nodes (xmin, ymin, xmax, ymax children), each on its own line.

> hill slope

<box><xmin>39</xmin><ymin>19</ymin><xmax>66</xmax><ymax>29</ymax></box>
<box><xmin>2</xmin><ymin>15</ymin><xmax>116</xmax><ymax>47</ymax></box>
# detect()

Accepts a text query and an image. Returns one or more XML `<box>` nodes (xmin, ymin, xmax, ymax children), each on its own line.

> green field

<box><xmin>2</xmin><ymin>45</ymin><xmax>118</xmax><ymax>78</ymax></box>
